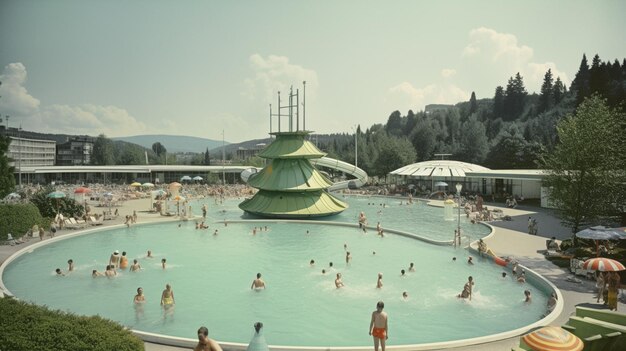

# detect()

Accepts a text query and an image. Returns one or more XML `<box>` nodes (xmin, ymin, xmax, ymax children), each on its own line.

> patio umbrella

<box><xmin>180</xmin><ymin>175</ymin><xmax>192</xmax><ymax>182</ymax></box>
<box><xmin>173</xmin><ymin>195</ymin><xmax>186</xmax><ymax>202</ymax></box>
<box><xmin>582</xmin><ymin>257</ymin><xmax>626</xmax><ymax>272</ymax></box>
<box><xmin>522</xmin><ymin>326</ymin><xmax>583</xmax><ymax>351</ymax></box>
<box><xmin>130</xmin><ymin>182</ymin><xmax>142</xmax><ymax>187</ymax></box>
<box><xmin>434</xmin><ymin>181</ymin><xmax>448</xmax><ymax>187</ymax></box>
<box><xmin>169</xmin><ymin>182</ymin><xmax>182</xmax><ymax>189</ymax></box>
<box><xmin>575</xmin><ymin>226</ymin><xmax>626</xmax><ymax>256</ymax></box>
<box><xmin>74</xmin><ymin>187</ymin><xmax>91</xmax><ymax>194</ymax></box>
<box><xmin>47</xmin><ymin>191</ymin><xmax>66</xmax><ymax>214</ymax></box>
<box><xmin>47</xmin><ymin>191</ymin><xmax>66</xmax><ymax>199</ymax></box>
<box><xmin>192</xmin><ymin>176</ymin><xmax>203</xmax><ymax>181</ymax></box>
<box><xmin>142</xmin><ymin>182</ymin><xmax>155</xmax><ymax>188</ymax></box>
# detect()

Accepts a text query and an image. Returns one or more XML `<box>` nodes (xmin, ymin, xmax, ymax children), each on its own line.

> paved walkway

<box><xmin>1</xmin><ymin>199</ymin><xmax>623</xmax><ymax>351</ymax></box>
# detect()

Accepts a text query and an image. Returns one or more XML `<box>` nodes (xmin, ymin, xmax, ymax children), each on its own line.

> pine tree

<box><xmin>493</xmin><ymin>86</ymin><xmax>505</xmax><ymax>118</ymax></box>
<box><xmin>538</xmin><ymin>69</ymin><xmax>554</xmax><ymax>112</ymax></box>
<box><xmin>553</xmin><ymin>77</ymin><xmax>565</xmax><ymax>104</ymax></box>
<box><xmin>469</xmin><ymin>91</ymin><xmax>478</xmax><ymax>115</ymax></box>
<box><xmin>504</xmin><ymin>73</ymin><xmax>527</xmax><ymax>120</ymax></box>
<box><xmin>571</xmin><ymin>54</ymin><xmax>590</xmax><ymax>105</ymax></box>
<box><xmin>204</xmin><ymin>148</ymin><xmax>211</xmax><ymax>165</ymax></box>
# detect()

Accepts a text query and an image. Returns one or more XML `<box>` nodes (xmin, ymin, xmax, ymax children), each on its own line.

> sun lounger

<box><xmin>567</xmin><ymin>316</ymin><xmax>626</xmax><ymax>339</ymax></box>
<box><xmin>64</xmin><ymin>219</ymin><xmax>81</xmax><ymax>229</ymax></box>
<box><xmin>576</xmin><ymin>306</ymin><xmax>626</xmax><ymax>326</ymax></box>
<box><xmin>88</xmin><ymin>216</ymin><xmax>103</xmax><ymax>226</ymax></box>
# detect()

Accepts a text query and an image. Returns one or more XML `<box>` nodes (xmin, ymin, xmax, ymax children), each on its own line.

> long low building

<box><xmin>389</xmin><ymin>160</ymin><xmax>554</xmax><ymax>207</ymax></box>
<box><xmin>14</xmin><ymin>165</ymin><xmax>259</xmax><ymax>185</ymax></box>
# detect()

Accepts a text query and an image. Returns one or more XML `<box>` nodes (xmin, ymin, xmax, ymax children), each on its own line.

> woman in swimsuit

<box><xmin>161</xmin><ymin>283</ymin><xmax>175</xmax><ymax>310</ymax></box>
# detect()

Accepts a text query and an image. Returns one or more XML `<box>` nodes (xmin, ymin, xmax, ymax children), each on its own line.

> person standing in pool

<box><xmin>160</xmin><ymin>283</ymin><xmax>175</xmax><ymax>314</ymax></box>
<box><xmin>194</xmin><ymin>326</ymin><xmax>223</xmax><ymax>351</ymax></box>
<box><xmin>109</xmin><ymin>250</ymin><xmax>120</xmax><ymax>269</ymax></box>
<box><xmin>457</xmin><ymin>276</ymin><xmax>474</xmax><ymax>300</ymax></box>
<box><xmin>346</xmin><ymin>252</ymin><xmax>352</xmax><ymax>265</ymax></box>
<box><xmin>376</xmin><ymin>273</ymin><xmax>383</xmax><ymax>288</ymax></box>
<box><xmin>119</xmin><ymin>251</ymin><xmax>129</xmax><ymax>270</ymax></box>
<box><xmin>335</xmin><ymin>273</ymin><xmax>344</xmax><ymax>288</ymax></box>
<box><xmin>251</xmin><ymin>273</ymin><xmax>266</xmax><ymax>289</ymax></box>
<box><xmin>369</xmin><ymin>301</ymin><xmax>388</xmax><ymax>351</ymax></box>
<box><xmin>130</xmin><ymin>259</ymin><xmax>142</xmax><ymax>272</ymax></box>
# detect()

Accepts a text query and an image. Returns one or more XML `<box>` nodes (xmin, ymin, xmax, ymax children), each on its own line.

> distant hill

<box><xmin>210</xmin><ymin>137</ymin><xmax>273</xmax><ymax>155</ymax></box>
<box><xmin>113</xmin><ymin>135</ymin><xmax>227</xmax><ymax>153</ymax></box>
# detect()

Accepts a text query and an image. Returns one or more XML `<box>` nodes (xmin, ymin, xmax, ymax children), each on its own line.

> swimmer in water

<box><xmin>134</xmin><ymin>287</ymin><xmax>146</xmax><ymax>304</ymax></box>
<box><xmin>400</xmin><ymin>269</ymin><xmax>406</xmax><ymax>277</ymax></box>
<box><xmin>310</xmin><ymin>259</ymin><xmax>315</xmax><ymax>266</ymax></box>
<box><xmin>55</xmin><ymin>268</ymin><xmax>65</xmax><ymax>276</ymax></box>
<box><xmin>130</xmin><ymin>259</ymin><xmax>142</xmax><ymax>272</ymax></box>
<box><xmin>376</xmin><ymin>273</ymin><xmax>383</xmax><ymax>288</ymax></box>
<box><xmin>457</xmin><ymin>276</ymin><xmax>474</xmax><ymax>300</ymax></box>
<box><xmin>335</xmin><ymin>273</ymin><xmax>344</xmax><ymax>288</ymax></box>
<box><xmin>161</xmin><ymin>258</ymin><xmax>167</xmax><ymax>269</ymax></box>
<box><xmin>524</xmin><ymin>290</ymin><xmax>532</xmax><ymax>303</ymax></box>
<box><xmin>346</xmin><ymin>252</ymin><xmax>352</xmax><ymax>264</ymax></box>
<box><xmin>67</xmin><ymin>259</ymin><xmax>74</xmax><ymax>272</ymax></box>
<box><xmin>467</xmin><ymin>257</ymin><xmax>474</xmax><ymax>265</ymax></box>
<box><xmin>251</xmin><ymin>273</ymin><xmax>266</xmax><ymax>289</ymax></box>
<box><xmin>146</xmin><ymin>250</ymin><xmax>153</xmax><ymax>258</ymax></box>
<box><xmin>408</xmin><ymin>262</ymin><xmax>415</xmax><ymax>272</ymax></box>
<box><xmin>322</xmin><ymin>269</ymin><xmax>326</xmax><ymax>275</ymax></box>
<box><xmin>92</xmin><ymin>269</ymin><xmax>103</xmax><ymax>277</ymax></box>
<box><xmin>402</xmin><ymin>291</ymin><xmax>408</xmax><ymax>299</ymax></box>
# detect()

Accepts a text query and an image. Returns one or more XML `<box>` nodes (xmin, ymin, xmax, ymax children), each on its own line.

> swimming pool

<box><xmin>1</xmin><ymin>197</ymin><xmax>555</xmax><ymax>348</ymax></box>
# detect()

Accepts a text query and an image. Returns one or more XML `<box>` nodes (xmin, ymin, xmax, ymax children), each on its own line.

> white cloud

<box><xmin>0</xmin><ymin>63</ymin><xmax>40</xmax><ymax>117</ymax></box>
<box><xmin>243</xmin><ymin>54</ymin><xmax>319</xmax><ymax>102</ymax></box>
<box><xmin>0</xmin><ymin>62</ymin><xmax>146</xmax><ymax>137</ymax></box>
<box><xmin>463</xmin><ymin>27</ymin><xmax>533</xmax><ymax>67</ymax></box>
<box><xmin>461</xmin><ymin>27</ymin><xmax>569</xmax><ymax>92</ymax></box>
<box><xmin>441</xmin><ymin>69</ymin><xmax>457</xmax><ymax>78</ymax></box>
<box><xmin>387</xmin><ymin>82</ymin><xmax>469</xmax><ymax>111</ymax></box>
<box><xmin>35</xmin><ymin>104</ymin><xmax>146</xmax><ymax>137</ymax></box>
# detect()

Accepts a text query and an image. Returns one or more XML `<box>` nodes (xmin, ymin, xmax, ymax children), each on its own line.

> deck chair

<box><xmin>88</xmin><ymin>216</ymin><xmax>104</xmax><ymax>226</ymax></box>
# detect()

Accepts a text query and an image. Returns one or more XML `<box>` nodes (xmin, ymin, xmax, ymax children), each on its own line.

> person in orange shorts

<box><xmin>369</xmin><ymin>301</ymin><xmax>388</xmax><ymax>351</ymax></box>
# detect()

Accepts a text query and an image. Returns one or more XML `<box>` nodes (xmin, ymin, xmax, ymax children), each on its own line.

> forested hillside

<box><xmin>318</xmin><ymin>54</ymin><xmax>626</xmax><ymax>178</ymax></box>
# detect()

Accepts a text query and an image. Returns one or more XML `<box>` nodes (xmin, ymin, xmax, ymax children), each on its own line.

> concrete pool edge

<box><xmin>0</xmin><ymin>218</ymin><xmax>562</xmax><ymax>350</ymax></box>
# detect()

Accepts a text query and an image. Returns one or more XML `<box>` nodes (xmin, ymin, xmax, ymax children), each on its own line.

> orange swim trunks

<box><xmin>372</xmin><ymin>327</ymin><xmax>386</xmax><ymax>339</ymax></box>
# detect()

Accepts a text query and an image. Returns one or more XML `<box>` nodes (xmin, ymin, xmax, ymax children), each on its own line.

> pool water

<box><xmin>2</xmin><ymin>197</ymin><xmax>548</xmax><ymax>347</ymax></box>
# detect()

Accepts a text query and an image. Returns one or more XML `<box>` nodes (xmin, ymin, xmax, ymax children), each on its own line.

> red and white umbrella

<box><xmin>582</xmin><ymin>257</ymin><xmax>625</xmax><ymax>272</ymax></box>
<box><xmin>74</xmin><ymin>187</ymin><xmax>91</xmax><ymax>194</ymax></box>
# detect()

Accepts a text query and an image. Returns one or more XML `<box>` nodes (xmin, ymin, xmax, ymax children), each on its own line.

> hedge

<box><xmin>0</xmin><ymin>203</ymin><xmax>51</xmax><ymax>241</ymax></box>
<box><xmin>0</xmin><ymin>298</ymin><xmax>144</xmax><ymax>351</ymax></box>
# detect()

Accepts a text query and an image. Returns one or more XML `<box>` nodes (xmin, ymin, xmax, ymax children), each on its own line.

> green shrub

<box><xmin>0</xmin><ymin>203</ymin><xmax>51</xmax><ymax>240</ymax></box>
<box><xmin>29</xmin><ymin>185</ymin><xmax>85</xmax><ymax>219</ymax></box>
<box><xmin>0</xmin><ymin>298</ymin><xmax>144</xmax><ymax>351</ymax></box>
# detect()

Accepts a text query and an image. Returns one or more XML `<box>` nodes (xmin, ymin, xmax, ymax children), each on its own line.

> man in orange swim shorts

<box><xmin>369</xmin><ymin>301</ymin><xmax>388</xmax><ymax>351</ymax></box>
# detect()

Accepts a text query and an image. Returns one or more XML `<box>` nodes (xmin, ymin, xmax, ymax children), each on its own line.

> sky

<box><xmin>0</xmin><ymin>0</ymin><xmax>625</xmax><ymax>143</ymax></box>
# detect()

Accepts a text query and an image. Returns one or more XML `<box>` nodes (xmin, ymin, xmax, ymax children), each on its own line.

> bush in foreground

<box><xmin>0</xmin><ymin>203</ymin><xmax>51</xmax><ymax>240</ymax></box>
<box><xmin>0</xmin><ymin>298</ymin><xmax>144</xmax><ymax>351</ymax></box>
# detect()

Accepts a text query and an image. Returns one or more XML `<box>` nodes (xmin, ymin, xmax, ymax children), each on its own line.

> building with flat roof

<box><xmin>56</xmin><ymin>136</ymin><xmax>95</xmax><ymax>166</ymax></box>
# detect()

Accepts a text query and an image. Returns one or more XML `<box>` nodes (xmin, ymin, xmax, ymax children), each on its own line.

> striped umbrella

<box><xmin>582</xmin><ymin>257</ymin><xmax>625</xmax><ymax>272</ymax></box>
<box><xmin>522</xmin><ymin>326</ymin><xmax>583</xmax><ymax>351</ymax></box>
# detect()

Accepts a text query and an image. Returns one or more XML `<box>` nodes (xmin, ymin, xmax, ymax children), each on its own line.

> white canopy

<box><xmin>390</xmin><ymin>160</ymin><xmax>490</xmax><ymax>178</ymax></box>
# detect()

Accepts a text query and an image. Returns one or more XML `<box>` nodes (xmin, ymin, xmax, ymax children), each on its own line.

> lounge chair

<box><xmin>576</xmin><ymin>306</ymin><xmax>626</xmax><ymax>326</ymax></box>
<box><xmin>88</xmin><ymin>216</ymin><xmax>104</xmax><ymax>226</ymax></box>
<box><xmin>64</xmin><ymin>219</ymin><xmax>80</xmax><ymax>229</ymax></box>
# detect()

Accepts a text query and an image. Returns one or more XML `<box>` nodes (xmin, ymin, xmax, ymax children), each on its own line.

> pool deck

<box><xmin>1</xmin><ymin>197</ymin><xmax>624</xmax><ymax>351</ymax></box>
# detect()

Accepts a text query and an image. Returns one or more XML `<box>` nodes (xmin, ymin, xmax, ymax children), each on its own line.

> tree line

<box><xmin>318</xmin><ymin>53</ymin><xmax>626</xmax><ymax>178</ymax></box>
